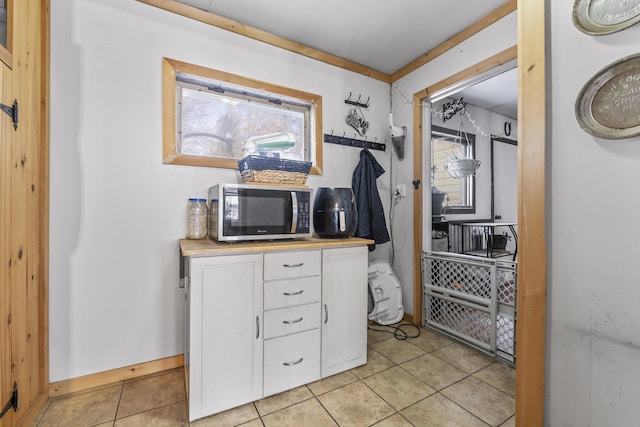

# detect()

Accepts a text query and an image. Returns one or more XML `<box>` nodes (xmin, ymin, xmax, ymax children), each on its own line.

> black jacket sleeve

<box><xmin>351</xmin><ymin>149</ymin><xmax>390</xmax><ymax>251</ymax></box>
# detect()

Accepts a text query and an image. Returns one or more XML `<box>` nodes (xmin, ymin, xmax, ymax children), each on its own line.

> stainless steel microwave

<box><xmin>208</xmin><ymin>183</ymin><xmax>312</xmax><ymax>241</ymax></box>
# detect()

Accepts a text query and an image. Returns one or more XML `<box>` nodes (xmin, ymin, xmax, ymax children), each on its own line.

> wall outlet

<box><xmin>395</xmin><ymin>184</ymin><xmax>406</xmax><ymax>198</ymax></box>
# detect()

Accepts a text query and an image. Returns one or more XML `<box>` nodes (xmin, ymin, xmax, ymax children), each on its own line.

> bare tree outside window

<box><xmin>162</xmin><ymin>58</ymin><xmax>323</xmax><ymax>174</ymax></box>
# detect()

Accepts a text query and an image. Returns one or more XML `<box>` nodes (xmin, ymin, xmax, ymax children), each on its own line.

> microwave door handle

<box><xmin>290</xmin><ymin>191</ymin><xmax>298</xmax><ymax>233</ymax></box>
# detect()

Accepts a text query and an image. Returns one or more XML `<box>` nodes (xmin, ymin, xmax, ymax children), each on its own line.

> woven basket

<box><xmin>238</xmin><ymin>155</ymin><xmax>311</xmax><ymax>185</ymax></box>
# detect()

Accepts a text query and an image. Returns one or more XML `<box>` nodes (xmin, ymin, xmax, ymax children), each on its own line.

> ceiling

<box><xmin>175</xmin><ymin>0</ymin><xmax>518</xmax><ymax>118</ymax></box>
<box><xmin>454</xmin><ymin>67</ymin><xmax>518</xmax><ymax>120</ymax></box>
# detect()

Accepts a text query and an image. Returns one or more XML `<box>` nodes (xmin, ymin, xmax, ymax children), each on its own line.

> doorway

<box><xmin>411</xmin><ymin>34</ymin><xmax>546</xmax><ymax>424</ymax></box>
<box><xmin>420</xmin><ymin>54</ymin><xmax>519</xmax><ymax>367</ymax></box>
<box><xmin>411</xmin><ymin>45</ymin><xmax>517</xmax><ymax>325</ymax></box>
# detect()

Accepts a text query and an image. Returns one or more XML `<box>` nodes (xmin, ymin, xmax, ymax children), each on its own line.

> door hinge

<box><xmin>0</xmin><ymin>382</ymin><xmax>18</xmax><ymax>419</ymax></box>
<box><xmin>0</xmin><ymin>100</ymin><xmax>18</xmax><ymax>130</ymax></box>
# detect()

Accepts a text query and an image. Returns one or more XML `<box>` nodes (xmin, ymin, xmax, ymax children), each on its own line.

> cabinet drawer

<box><xmin>264</xmin><ymin>250</ymin><xmax>321</xmax><ymax>281</ymax></box>
<box><xmin>264</xmin><ymin>276</ymin><xmax>321</xmax><ymax>310</ymax></box>
<box><xmin>263</xmin><ymin>329</ymin><xmax>321</xmax><ymax>397</ymax></box>
<box><xmin>263</xmin><ymin>303</ymin><xmax>320</xmax><ymax>340</ymax></box>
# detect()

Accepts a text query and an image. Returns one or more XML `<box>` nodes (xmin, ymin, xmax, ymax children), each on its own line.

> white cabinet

<box><xmin>183</xmin><ymin>242</ymin><xmax>369</xmax><ymax>422</ymax></box>
<box><xmin>321</xmin><ymin>246</ymin><xmax>368</xmax><ymax>377</ymax></box>
<box><xmin>262</xmin><ymin>250</ymin><xmax>322</xmax><ymax>396</ymax></box>
<box><xmin>187</xmin><ymin>254</ymin><xmax>263</xmax><ymax>421</ymax></box>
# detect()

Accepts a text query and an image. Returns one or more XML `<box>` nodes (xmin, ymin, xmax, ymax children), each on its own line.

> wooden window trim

<box><xmin>162</xmin><ymin>57</ymin><xmax>323</xmax><ymax>175</ymax></box>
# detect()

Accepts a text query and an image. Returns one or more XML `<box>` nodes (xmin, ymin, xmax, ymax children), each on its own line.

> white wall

<box><xmin>547</xmin><ymin>3</ymin><xmax>640</xmax><ymax>426</ymax></box>
<box><xmin>389</xmin><ymin>12</ymin><xmax>517</xmax><ymax>317</ymax></box>
<box><xmin>50</xmin><ymin>0</ymin><xmax>392</xmax><ymax>381</ymax></box>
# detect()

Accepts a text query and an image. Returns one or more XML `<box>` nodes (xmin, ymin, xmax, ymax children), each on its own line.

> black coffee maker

<box><xmin>313</xmin><ymin>187</ymin><xmax>358</xmax><ymax>238</ymax></box>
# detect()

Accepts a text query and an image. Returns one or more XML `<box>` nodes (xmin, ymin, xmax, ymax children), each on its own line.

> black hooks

<box><xmin>345</xmin><ymin>92</ymin><xmax>371</xmax><ymax>109</ymax></box>
<box><xmin>504</xmin><ymin>122</ymin><xmax>512</xmax><ymax>136</ymax></box>
<box><xmin>323</xmin><ymin>132</ymin><xmax>385</xmax><ymax>152</ymax></box>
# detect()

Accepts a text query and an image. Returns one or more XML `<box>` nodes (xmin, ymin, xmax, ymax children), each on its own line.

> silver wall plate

<box><xmin>575</xmin><ymin>53</ymin><xmax>640</xmax><ymax>139</ymax></box>
<box><xmin>573</xmin><ymin>0</ymin><xmax>640</xmax><ymax>35</ymax></box>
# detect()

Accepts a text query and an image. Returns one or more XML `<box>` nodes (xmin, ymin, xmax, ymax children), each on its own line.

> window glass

<box><xmin>163</xmin><ymin>58</ymin><xmax>323</xmax><ymax>173</ymax></box>
<box><xmin>0</xmin><ymin>0</ymin><xmax>7</xmax><ymax>49</ymax></box>
<box><xmin>431</xmin><ymin>125</ymin><xmax>476</xmax><ymax>214</ymax></box>
<box><xmin>178</xmin><ymin>83</ymin><xmax>308</xmax><ymax>161</ymax></box>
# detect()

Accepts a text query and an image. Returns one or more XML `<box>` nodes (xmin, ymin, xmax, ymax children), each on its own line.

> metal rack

<box><xmin>452</xmin><ymin>222</ymin><xmax>518</xmax><ymax>260</ymax></box>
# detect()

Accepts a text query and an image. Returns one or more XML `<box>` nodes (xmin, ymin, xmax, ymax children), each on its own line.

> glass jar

<box><xmin>186</xmin><ymin>198</ymin><xmax>208</xmax><ymax>239</ymax></box>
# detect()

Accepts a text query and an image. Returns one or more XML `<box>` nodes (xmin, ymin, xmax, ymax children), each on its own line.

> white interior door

<box><xmin>492</xmin><ymin>138</ymin><xmax>518</xmax><ymax>254</ymax></box>
<box><xmin>492</xmin><ymin>140</ymin><xmax>518</xmax><ymax>223</ymax></box>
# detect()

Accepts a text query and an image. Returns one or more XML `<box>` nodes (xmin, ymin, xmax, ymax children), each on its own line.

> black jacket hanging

<box><xmin>351</xmin><ymin>149</ymin><xmax>390</xmax><ymax>251</ymax></box>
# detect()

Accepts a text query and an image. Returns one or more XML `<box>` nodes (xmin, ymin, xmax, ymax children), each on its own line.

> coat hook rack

<box><xmin>323</xmin><ymin>133</ymin><xmax>385</xmax><ymax>151</ymax></box>
<box><xmin>344</xmin><ymin>92</ymin><xmax>371</xmax><ymax>109</ymax></box>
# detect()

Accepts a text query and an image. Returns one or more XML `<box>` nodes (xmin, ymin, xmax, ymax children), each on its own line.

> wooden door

<box><xmin>0</xmin><ymin>0</ymin><xmax>48</xmax><ymax>426</ymax></box>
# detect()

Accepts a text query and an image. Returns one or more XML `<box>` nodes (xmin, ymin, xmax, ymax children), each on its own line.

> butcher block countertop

<box><xmin>180</xmin><ymin>237</ymin><xmax>375</xmax><ymax>257</ymax></box>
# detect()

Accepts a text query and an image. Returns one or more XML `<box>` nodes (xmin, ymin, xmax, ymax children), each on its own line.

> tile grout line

<box><xmin>39</xmin><ymin>326</ymin><xmax>511</xmax><ymax>426</ymax></box>
<box><xmin>358</xmin><ymin>357</ymin><xmax>491</xmax><ymax>427</ymax></box>
<box><xmin>367</xmin><ymin>329</ymin><xmax>515</xmax><ymax>425</ymax></box>
<box><xmin>250</xmin><ymin>400</ymin><xmax>265</xmax><ymax>427</ymax></box>
<box><xmin>436</xmin><ymin>370</ymin><xmax>515</xmax><ymax>425</ymax></box>
<box><xmin>313</xmin><ymin>394</ymin><xmax>343</xmax><ymax>427</ymax></box>
<box><xmin>111</xmin><ymin>380</ymin><xmax>125</xmax><ymax>425</ymax></box>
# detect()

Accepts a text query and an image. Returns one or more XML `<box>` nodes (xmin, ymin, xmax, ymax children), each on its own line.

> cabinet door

<box><xmin>188</xmin><ymin>254</ymin><xmax>263</xmax><ymax>421</ymax></box>
<box><xmin>321</xmin><ymin>246</ymin><xmax>368</xmax><ymax>377</ymax></box>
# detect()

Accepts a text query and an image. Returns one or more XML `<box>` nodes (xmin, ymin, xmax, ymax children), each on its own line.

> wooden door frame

<box><xmin>0</xmin><ymin>0</ymin><xmax>50</xmax><ymax>426</ymax></box>
<box><xmin>412</xmin><ymin>2</ymin><xmax>546</xmax><ymax>425</ymax></box>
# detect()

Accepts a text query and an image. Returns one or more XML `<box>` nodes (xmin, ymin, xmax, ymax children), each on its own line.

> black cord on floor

<box><xmin>367</xmin><ymin>322</ymin><xmax>421</xmax><ymax>340</ymax></box>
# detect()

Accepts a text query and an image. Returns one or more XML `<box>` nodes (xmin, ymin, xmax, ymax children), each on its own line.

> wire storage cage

<box><xmin>422</xmin><ymin>251</ymin><xmax>517</xmax><ymax>365</ymax></box>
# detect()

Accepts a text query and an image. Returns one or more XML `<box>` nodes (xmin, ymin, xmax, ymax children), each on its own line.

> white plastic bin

<box><xmin>367</xmin><ymin>260</ymin><xmax>404</xmax><ymax>325</ymax></box>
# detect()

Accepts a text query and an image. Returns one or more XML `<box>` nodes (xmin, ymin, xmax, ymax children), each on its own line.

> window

<box><xmin>0</xmin><ymin>0</ymin><xmax>12</xmax><ymax>67</ymax></box>
<box><xmin>431</xmin><ymin>125</ymin><xmax>476</xmax><ymax>214</ymax></box>
<box><xmin>0</xmin><ymin>0</ymin><xmax>7</xmax><ymax>47</ymax></box>
<box><xmin>163</xmin><ymin>58</ymin><xmax>323</xmax><ymax>174</ymax></box>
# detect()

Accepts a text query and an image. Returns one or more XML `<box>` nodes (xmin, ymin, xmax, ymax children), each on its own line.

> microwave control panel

<box><xmin>297</xmin><ymin>192</ymin><xmax>311</xmax><ymax>232</ymax></box>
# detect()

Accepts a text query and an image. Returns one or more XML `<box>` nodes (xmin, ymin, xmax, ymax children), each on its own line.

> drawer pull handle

<box><xmin>283</xmin><ymin>357</ymin><xmax>304</xmax><ymax>366</ymax></box>
<box><xmin>283</xmin><ymin>317</ymin><xmax>303</xmax><ymax>324</ymax></box>
<box><xmin>324</xmin><ymin>304</ymin><xmax>328</xmax><ymax>324</ymax></box>
<box><xmin>256</xmin><ymin>316</ymin><xmax>260</xmax><ymax>339</ymax></box>
<box><xmin>283</xmin><ymin>290</ymin><xmax>304</xmax><ymax>296</ymax></box>
<box><xmin>283</xmin><ymin>263</ymin><xmax>304</xmax><ymax>268</ymax></box>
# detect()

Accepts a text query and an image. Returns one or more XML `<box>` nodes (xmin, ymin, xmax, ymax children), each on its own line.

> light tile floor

<box><xmin>34</xmin><ymin>324</ymin><xmax>515</xmax><ymax>427</ymax></box>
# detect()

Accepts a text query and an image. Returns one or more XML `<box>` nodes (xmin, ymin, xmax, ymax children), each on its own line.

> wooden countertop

<box><xmin>180</xmin><ymin>236</ymin><xmax>375</xmax><ymax>256</ymax></box>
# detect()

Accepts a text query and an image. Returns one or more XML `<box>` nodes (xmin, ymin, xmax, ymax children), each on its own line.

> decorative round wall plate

<box><xmin>573</xmin><ymin>0</ymin><xmax>640</xmax><ymax>35</ymax></box>
<box><xmin>576</xmin><ymin>53</ymin><xmax>640</xmax><ymax>139</ymax></box>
